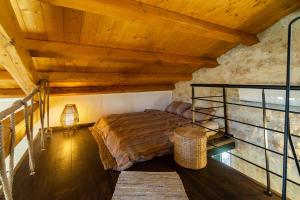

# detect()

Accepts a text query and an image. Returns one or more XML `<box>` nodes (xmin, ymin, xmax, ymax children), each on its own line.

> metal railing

<box><xmin>191</xmin><ymin>84</ymin><xmax>300</xmax><ymax>198</ymax></box>
<box><xmin>191</xmin><ymin>17</ymin><xmax>300</xmax><ymax>200</ymax></box>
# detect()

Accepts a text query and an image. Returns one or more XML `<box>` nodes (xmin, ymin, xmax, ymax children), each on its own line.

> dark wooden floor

<box><xmin>12</xmin><ymin>128</ymin><xmax>280</xmax><ymax>200</ymax></box>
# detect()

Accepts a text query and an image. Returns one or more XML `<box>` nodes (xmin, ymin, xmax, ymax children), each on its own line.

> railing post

<box><xmin>262</xmin><ymin>89</ymin><xmax>272</xmax><ymax>196</ymax></box>
<box><xmin>281</xmin><ymin>17</ymin><xmax>300</xmax><ymax>200</ymax></box>
<box><xmin>192</xmin><ymin>86</ymin><xmax>195</xmax><ymax>125</ymax></box>
<box><xmin>0</xmin><ymin>123</ymin><xmax>13</xmax><ymax>200</ymax></box>
<box><xmin>222</xmin><ymin>87</ymin><xmax>228</xmax><ymax>134</ymax></box>
<box><xmin>39</xmin><ymin>82</ymin><xmax>46</xmax><ymax>151</ymax></box>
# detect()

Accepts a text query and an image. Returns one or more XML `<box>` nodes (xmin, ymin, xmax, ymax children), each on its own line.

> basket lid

<box><xmin>175</xmin><ymin>126</ymin><xmax>206</xmax><ymax>138</ymax></box>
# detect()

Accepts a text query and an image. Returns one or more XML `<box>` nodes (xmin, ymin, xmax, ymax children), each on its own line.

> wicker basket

<box><xmin>174</xmin><ymin>126</ymin><xmax>207</xmax><ymax>170</ymax></box>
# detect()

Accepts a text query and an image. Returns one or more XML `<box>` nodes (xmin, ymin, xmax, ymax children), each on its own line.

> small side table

<box><xmin>174</xmin><ymin>126</ymin><xmax>207</xmax><ymax>170</ymax></box>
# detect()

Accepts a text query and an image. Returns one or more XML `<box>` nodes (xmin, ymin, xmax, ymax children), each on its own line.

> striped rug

<box><xmin>112</xmin><ymin>171</ymin><xmax>189</xmax><ymax>200</ymax></box>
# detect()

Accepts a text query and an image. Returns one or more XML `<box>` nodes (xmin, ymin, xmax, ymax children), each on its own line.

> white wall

<box><xmin>1</xmin><ymin>90</ymin><xmax>171</xmax><ymax>171</ymax></box>
<box><xmin>49</xmin><ymin>91</ymin><xmax>172</xmax><ymax>127</ymax></box>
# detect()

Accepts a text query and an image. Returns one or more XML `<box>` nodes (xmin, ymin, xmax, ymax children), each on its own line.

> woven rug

<box><xmin>112</xmin><ymin>171</ymin><xmax>189</xmax><ymax>200</ymax></box>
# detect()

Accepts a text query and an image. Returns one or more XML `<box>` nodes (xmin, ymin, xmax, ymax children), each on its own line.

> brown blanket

<box><xmin>90</xmin><ymin>110</ymin><xmax>217</xmax><ymax>171</ymax></box>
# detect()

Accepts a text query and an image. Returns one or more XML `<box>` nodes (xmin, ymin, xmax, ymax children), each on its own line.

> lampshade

<box><xmin>60</xmin><ymin>104</ymin><xmax>79</xmax><ymax>127</ymax></box>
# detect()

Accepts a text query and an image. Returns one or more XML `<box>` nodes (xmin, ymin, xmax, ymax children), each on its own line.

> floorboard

<box><xmin>11</xmin><ymin>128</ymin><xmax>280</xmax><ymax>200</ymax></box>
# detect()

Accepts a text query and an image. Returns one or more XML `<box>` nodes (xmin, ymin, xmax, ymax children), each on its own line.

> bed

<box><xmin>90</xmin><ymin>102</ymin><xmax>220</xmax><ymax>171</ymax></box>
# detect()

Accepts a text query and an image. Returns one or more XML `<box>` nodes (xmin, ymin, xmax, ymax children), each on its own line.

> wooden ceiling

<box><xmin>1</xmin><ymin>0</ymin><xmax>300</xmax><ymax>96</ymax></box>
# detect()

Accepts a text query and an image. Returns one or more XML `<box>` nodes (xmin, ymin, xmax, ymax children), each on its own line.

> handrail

<box><xmin>193</xmin><ymin>97</ymin><xmax>300</xmax><ymax>114</ymax></box>
<box><xmin>0</xmin><ymin>87</ymin><xmax>39</xmax><ymax>121</ymax></box>
<box><xmin>191</xmin><ymin>83</ymin><xmax>300</xmax><ymax>90</ymax></box>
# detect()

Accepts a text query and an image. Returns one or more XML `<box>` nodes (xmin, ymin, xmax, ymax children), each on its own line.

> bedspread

<box><xmin>90</xmin><ymin>110</ymin><xmax>217</xmax><ymax>171</ymax></box>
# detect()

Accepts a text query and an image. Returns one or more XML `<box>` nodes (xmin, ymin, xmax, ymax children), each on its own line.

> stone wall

<box><xmin>173</xmin><ymin>10</ymin><xmax>300</xmax><ymax>199</ymax></box>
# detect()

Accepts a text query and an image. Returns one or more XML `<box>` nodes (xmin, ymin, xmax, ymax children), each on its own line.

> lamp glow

<box><xmin>60</xmin><ymin>104</ymin><xmax>79</xmax><ymax>127</ymax></box>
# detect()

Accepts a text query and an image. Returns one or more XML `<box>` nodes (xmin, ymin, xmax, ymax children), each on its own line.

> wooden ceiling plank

<box><xmin>50</xmin><ymin>84</ymin><xmax>175</xmax><ymax>95</ymax></box>
<box><xmin>40</xmin><ymin>0</ymin><xmax>258</xmax><ymax>45</ymax></box>
<box><xmin>63</xmin><ymin>8</ymin><xmax>83</xmax><ymax>43</ymax></box>
<box><xmin>40</xmin><ymin>2</ymin><xmax>64</xmax><ymax>42</ymax></box>
<box><xmin>25</xmin><ymin>39</ymin><xmax>218</xmax><ymax>66</ymax></box>
<box><xmin>40</xmin><ymin>3</ymin><xmax>66</xmax><ymax>71</ymax></box>
<box><xmin>9</xmin><ymin>0</ymin><xmax>28</xmax><ymax>37</ymax></box>
<box><xmin>80</xmin><ymin>12</ymin><xmax>116</xmax><ymax>46</ymax></box>
<box><xmin>15</xmin><ymin>0</ymin><xmax>47</xmax><ymax>40</ymax></box>
<box><xmin>0</xmin><ymin>0</ymin><xmax>38</xmax><ymax>94</ymax></box>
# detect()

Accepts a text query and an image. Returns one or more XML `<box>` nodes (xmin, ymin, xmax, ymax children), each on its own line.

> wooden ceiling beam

<box><xmin>36</xmin><ymin>64</ymin><xmax>209</xmax><ymax>74</ymax></box>
<box><xmin>0</xmin><ymin>0</ymin><xmax>38</xmax><ymax>94</ymax></box>
<box><xmin>0</xmin><ymin>70</ymin><xmax>13</xmax><ymax>80</ymax></box>
<box><xmin>0</xmin><ymin>71</ymin><xmax>20</xmax><ymax>88</ymax></box>
<box><xmin>40</xmin><ymin>0</ymin><xmax>258</xmax><ymax>45</ymax></box>
<box><xmin>0</xmin><ymin>84</ymin><xmax>174</xmax><ymax>97</ymax></box>
<box><xmin>38</xmin><ymin>72</ymin><xmax>191</xmax><ymax>86</ymax></box>
<box><xmin>25</xmin><ymin>39</ymin><xmax>217</xmax><ymax>67</ymax></box>
<box><xmin>0</xmin><ymin>88</ymin><xmax>25</xmax><ymax>98</ymax></box>
<box><xmin>50</xmin><ymin>85</ymin><xmax>175</xmax><ymax>96</ymax></box>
